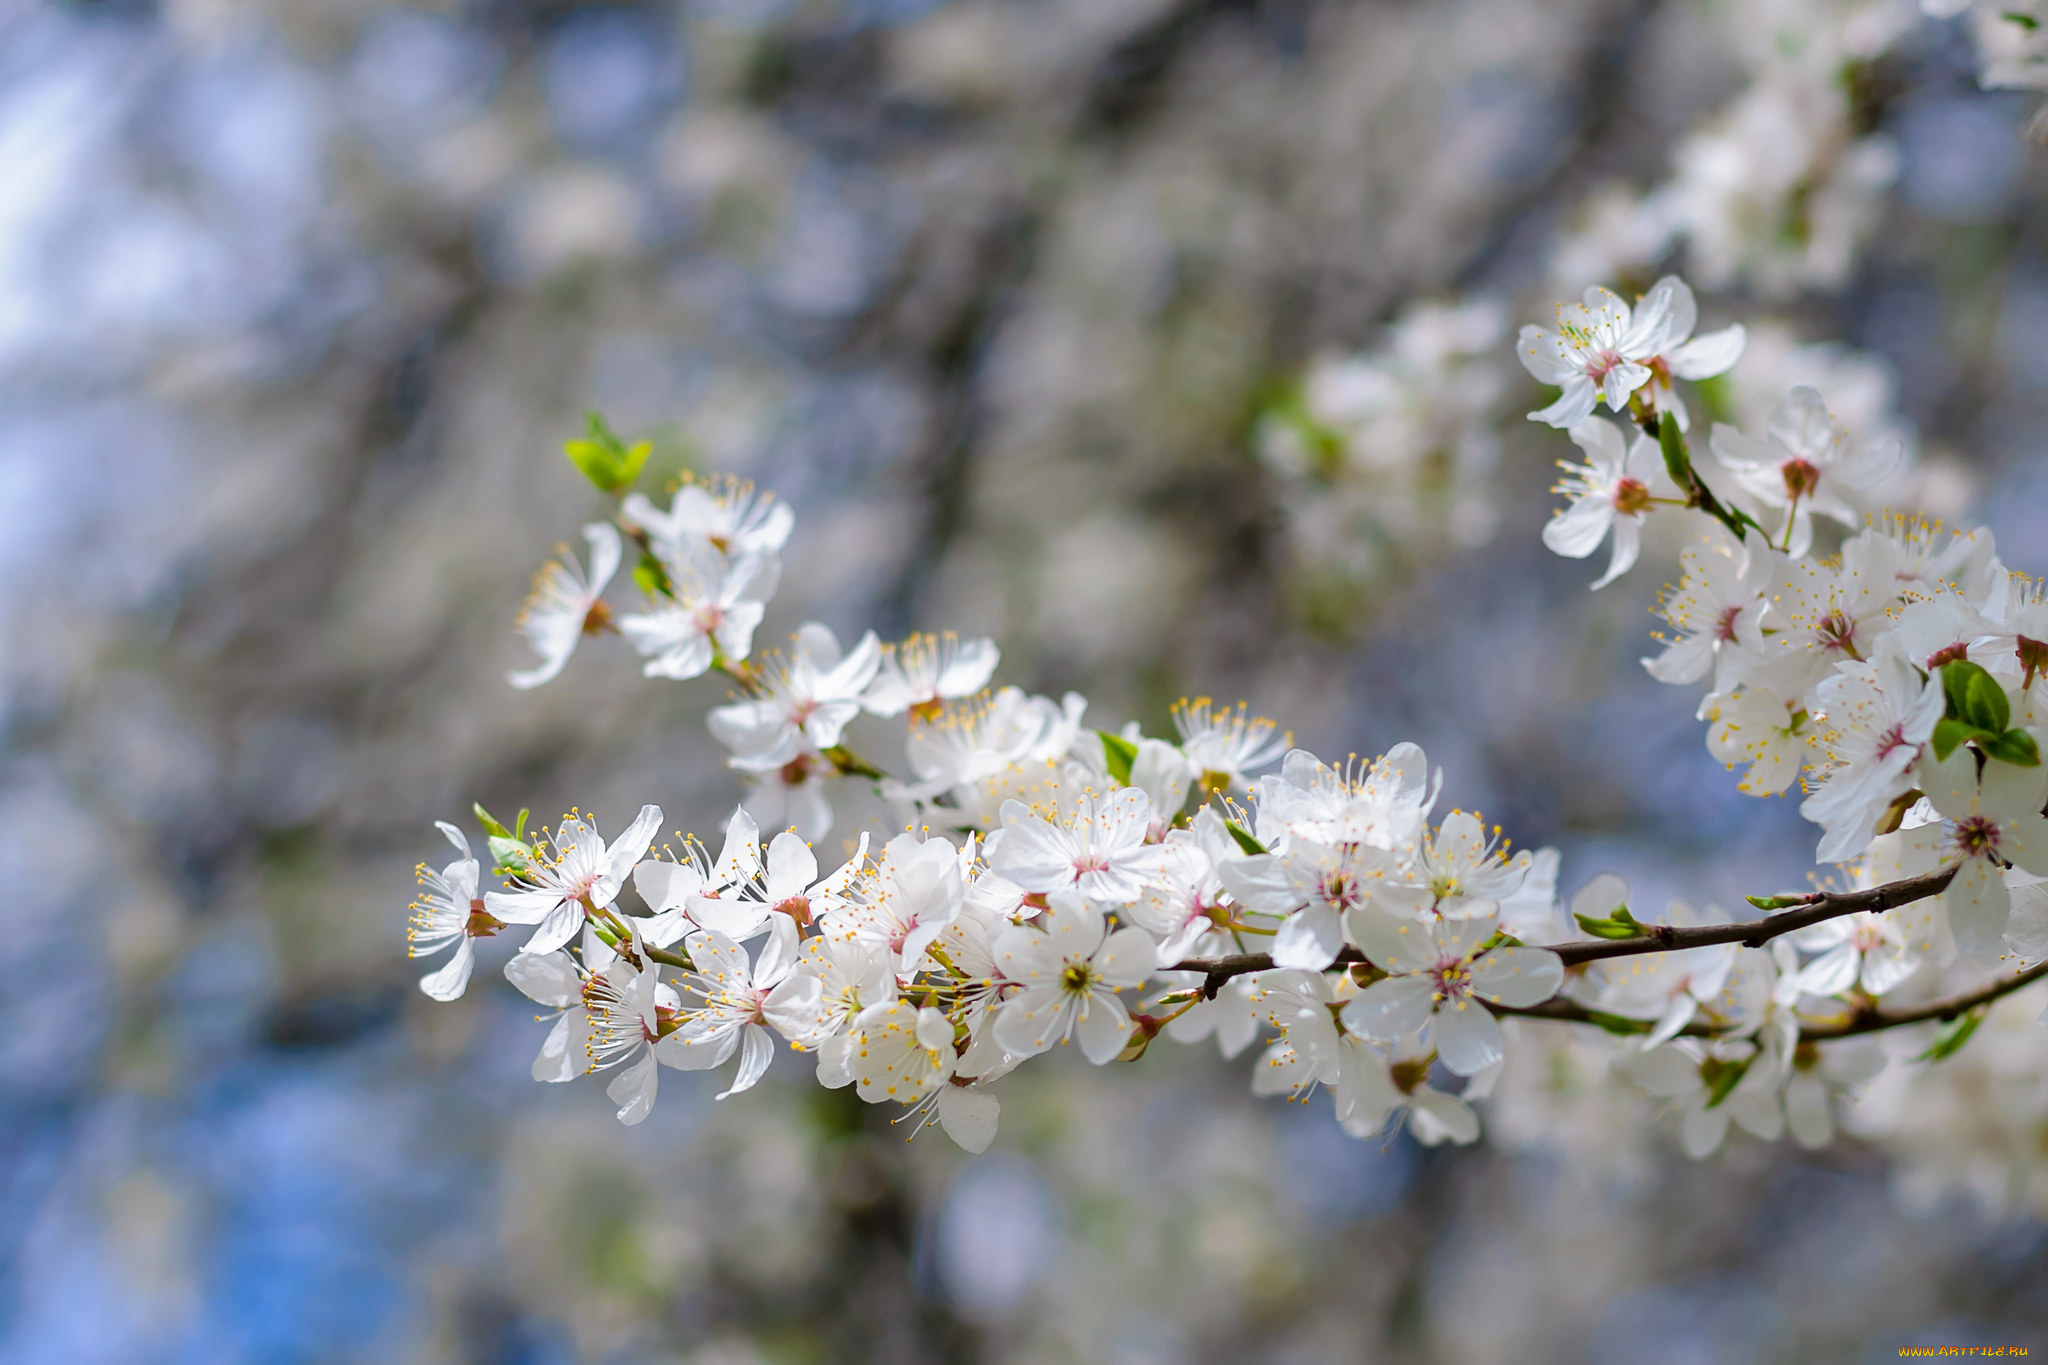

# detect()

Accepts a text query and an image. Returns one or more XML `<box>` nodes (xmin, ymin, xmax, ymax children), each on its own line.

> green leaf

<box><xmin>1745</xmin><ymin>893</ymin><xmax>1808</xmax><ymax>911</ymax></box>
<box><xmin>1941</xmin><ymin>658</ymin><xmax>2009</xmax><ymax>734</ymax></box>
<box><xmin>1690</xmin><ymin>371</ymin><xmax>1735</xmax><ymax>425</ymax></box>
<box><xmin>1981</xmin><ymin>728</ymin><xmax>2041</xmax><ymax>767</ymax></box>
<box><xmin>472</xmin><ymin>803</ymin><xmax>511</xmax><ymax>839</ymax></box>
<box><xmin>1931</xmin><ymin>717</ymin><xmax>1990</xmax><ymax>763</ymax></box>
<box><xmin>1223</xmin><ymin>819</ymin><xmax>1268</xmax><ymax>857</ymax></box>
<box><xmin>1583</xmin><ymin>1010</ymin><xmax>1654</xmax><ymax>1037</ymax></box>
<box><xmin>633</xmin><ymin>550</ymin><xmax>673</xmax><ymax>599</ymax></box>
<box><xmin>2005</xmin><ymin>10</ymin><xmax>2041</xmax><ymax>32</ymax></box>
<box><xmin>1098</xmin><ymin>730</ymin><xmax>1138</xmax><ymax>785</ymax></box>
<box><xmin>615</xmin><ymin>439</ymin><xmax>651</xmax><ymax>488</ymax></box>
<box><xmin>562</xmin><ymin>410</ymin><xmax>647</xmax><ymax>493</ymax></box>
<box><xmin>1702</xmin><ymin>1055</ymin><xmax>1751</xmax><ymax>1110</ymax></box>
<box><xmin>1658</xmin><ymin>413</ymin><xmax>1692</xmax><ymax>489</ymax></box>
<box><xmin>1574</xmin><ymin>907</ymin><xmax>1645</xmax><ymax>940</ymax></box>
<box><xmin>488</xmin><ymin>835</ymin><xmax>531</xmax><ymax>875</ymax></box>
<box><xmin>1917</xmin><ymin>1005</ymin><xmax>1989</xmax><ymax>1062</ymax></box>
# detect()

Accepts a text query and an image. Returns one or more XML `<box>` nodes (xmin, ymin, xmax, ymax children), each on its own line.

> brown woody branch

<box><xmin>1167</xmin><ymin>864</ymin><xmax>2048</xmax><ymax>1048</ymax></box>
<box><xmin>1170</xmin><ymin>865</ymin><xmax>1959</xmax><ymax>995</ymax></box>
<box><xmin>1490</xmin><ymin>958</ymin><xmax>2048</xmax><ymax>1044</ymax></box>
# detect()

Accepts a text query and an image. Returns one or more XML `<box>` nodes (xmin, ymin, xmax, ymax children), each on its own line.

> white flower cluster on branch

<box><xmin>402</xmin><ymin>292</ymin><xmax>2048</xmax><ymax>1160</ymax></box>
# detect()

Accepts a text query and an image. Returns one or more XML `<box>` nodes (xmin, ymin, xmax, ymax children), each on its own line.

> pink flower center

<box><xmin>1925</xmin><ymin>642</ymin><xmax>1968</xmax><ymax>669</ymax></box>
<box><xmin>1612</xmin><ymin>478</ymin><xmax>1654</xmax><ymax>516</ymax></box>
<box><xmin>1815</xmin><ymin>610</ymin><xmax>1859</xmax><ymax>657</ymax></box>
<box><xmin>1781</xmin><ymin>458</ymin><xmax>1822</xmax><ymax>500</ymax></box>
<box><xmin>1584</xmin><ymin>348</ymin><xmax>1627</xmax><ymax>382</ymax></box>
<box><xmin>1319</xmin><ymin>872</ymin><xmax>1361</xmax><ymax>912</ymax></box>
<box><xmin>1955</xmin><ymin>816</ymin><xmax>2001</xmax><ymax>859</ymax></box>
<box><xmin>1714</xmin><ymin>605</ymin><xmax>1745</xmax><ymax>644</ymax></box>
<box><xmin>1874</xmin><ymin>723</ymin><xmax>1913</xmax><ymax>762</ymax></box>
<box><xmin>1428</xmin><ymin>958</ymin><xmax>1472</xmax><ymax>1003</ymax></box>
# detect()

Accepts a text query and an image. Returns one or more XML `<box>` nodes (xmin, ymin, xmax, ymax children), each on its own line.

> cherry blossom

<box><xmin>509</xmin><ymin>522</ymin><xmax>621</xmax><ymax>689</ymax></box>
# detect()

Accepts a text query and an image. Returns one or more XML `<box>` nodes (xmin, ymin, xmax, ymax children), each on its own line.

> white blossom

<box><xmin>862</xmin><ymin>632</ymin><xmax>999</xmax><ymax>719</ymax></box>
<box><xmin>1342</xmin><ymin>911</ymin><xmax>1564</xmax><ymax>1075</ymax></box>
<box><xmin>1542</xmin><ymin>417</ymin><xmax>1669</xmax><ymax>589</ymax></box>
<box><xmin>406</xmin><ymin>821</ymin><xmax>489</xmax><ymax>1001</ymax></box>
<box><xmin>486</xmin><ymin>804</ymin><xmax>663</xmax><ymax>958</ymax></box>
<box><xmin>509</xmin><ymin>522</ymin><xmax>621</xmax><ymax>689</ymax></box>
<box><xmin>619</xmin><ymin>549</ymin><xmax>771</xmax><ymax>681</ymax></box>
<box><xmin>1519</xmin><ymin>276</ymin><xmax>1743</xmax><ymax>429</ymax></box>
<box><xmin>991</xmin><ymin>894</ymin><xmax>1153</xmax><ymax>1062</ymax></box>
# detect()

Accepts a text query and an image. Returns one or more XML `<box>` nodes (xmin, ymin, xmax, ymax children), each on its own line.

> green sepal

<box><xmin>1574</xmin><ymin>906</ymin><xmax>1645</xmax><ymax>940</ymax></box>
<box><xmin>1658</xmin><ymin>413</ymin><xmax>1691</xmax><ymax>489</ymax></box>
<box><xmin>1098</xmin><ymin>730</ymin><xmax>1138</xmax><ymax>785</ymax></box>
<box><xmin>563</xmin><ymin>410</ymin><xmax>652</xmax><ymax>494</ymax></box>
<box><xmin>1223</xmin><ymin>819</ymin><xmax>1268</xmax><ymax>857</ymax></box>
<box><xmin>472</xmin><ymin>802</ymin><xmax>511</xmax><ymax>838</ymax></box>
<box><xmin>488</xmin><ymin>837</ymin><xmax>531</xmax><ymax>875</ymax></box>
<box><xmin>1941</xmin><ymin>658</ymin><xmax>2010</xmax><ymax>735</ymax></box>
<box><xmin>1981</xmin><ymin>728</ymin><xmax>2041</xmax><ymax>767</ymax></box>
<box><xmin>1874</xmin><ymin>787</ymin><xmax>1923</xmax><ymax>837</ymax></box>
<box><xmin>1745</xmin><ymin>893</ymin><xmax>1808</xmax><ymax>911</ymax></box>
<box><xmin>1917</xmin><ymin>1005</ymin><xmax>1989</xmax><ymax>1062</ymax></box>
<box><xmin>475</xmin><ymin>802</ymin><xmax>535</xmax><ymax>874</ymax></box>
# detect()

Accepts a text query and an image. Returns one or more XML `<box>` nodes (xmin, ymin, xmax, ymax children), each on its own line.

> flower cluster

<box><xmin>1254</xmin><ymin>298</ymin><xmax>1511</xmax><ymax>592</ymax></box>
<box><xmin>1549</xmin><ymin>0</ymin><xmax>1917</xmax><ymax>301</ymax></box>
<box><xmin>405</xmin><ymin>271</ymin><xmax>2048</xmax><ymax>1163</ymax></box>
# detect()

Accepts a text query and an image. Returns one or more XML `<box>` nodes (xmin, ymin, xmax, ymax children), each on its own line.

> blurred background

<box><xmin>6</xmin><ymin>0</ymin><xmax>2048</xmax><ymax>1359</ymax></box>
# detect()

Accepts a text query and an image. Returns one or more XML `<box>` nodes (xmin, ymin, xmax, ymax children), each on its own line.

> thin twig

<box><xmin>1490</xmin><ymin>958</ymin><xmax>2048</xmax><ymax>1045</ymax></box>
<box><xmin>1798</xmin><ymin>960</ymin><xmax>2048</xmax><ymax>1041</ymax></box>
<box><xmin>1548</xmin><ymin>865</ymin><xmax>1960</xmax><ymax>967</ymax></box>
<box><xmin>1170</xmin><ymin>865</ymin><xmax>1961</xmax><ymax>987</ymax></box>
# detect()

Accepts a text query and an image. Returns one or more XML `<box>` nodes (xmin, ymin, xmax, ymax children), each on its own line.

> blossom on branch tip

<box><xmin>580</xmin><ymin>941</ymin><xmax>693</xmax><ymax>1125</ymax></box>
<box><xmin>1519</xmin><ymin>275</ymin><xmax>1743</xmax><ymax>429</ymax></box>
<box><xmin>623</xmin><ymin>475</ymin><xmax>793</xmax><ymax>564</ymax></box>
<box><xmin>1799</xmin><ymin>639</ymin><xmax>1942</xmax><ymax>865</ymax></box>
<box><xmin>1708</xmin><ymin>386</ymin><xmax>1900</xmax><ymax>556</ymax></box>
<box><xmin>1543</xmin><ymin>417</ymin><xmax>1670</xmax><ymax>589</ymax></box>
<box><xmin>510</xmin><ymin>522</ymin><xmax>621</xmax><ymax>689</ymax></box>
<box><xmin>486</xmin><ymin>804</ymin><xmax>663</xmax><ymax>958</ymax></box>
<box><xmin>1920</xmin><ymin>743</ymin><xmax>2048</xmax><ymax>962</ymax></box>
<box><xmin>708</xmin><ymin>622</ymin><xmax>881</xmax><ymax>770</ymax></box>
<box><xmin>1644</xmin><ymin>528</ymin><xmax>1775</xmax><ymax>694</ymax></box>
<box><xmin>668</xmin><ymin>929</ymin><xmax>793</xmax><ymax>1100</ymax></box>
<box><xmin>1171</xmin><ymin>698</ymin><xmax>1290</xmax><ymax>796</ymax></box>
<box><xmin>407</xmin><ymin>821</ymin><xmax>488</xmax><ymax>1001</ymax></box>
<box><xmin>862</xmin><ymin>632</ymin><xmax>999</xmax><ymax>720</ymax></box>
<box><xmin>619</xmin><ymin>549</ymin><xmax>771</xmax><ymax>681</ymax></box>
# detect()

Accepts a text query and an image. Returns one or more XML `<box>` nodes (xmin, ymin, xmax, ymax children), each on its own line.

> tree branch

<box><xmin>1797</xmin><ymin>959</ymin><xmax>2048</xmax><ymax>1041</ymax></box>
<box><xmin>1488</xmin><ymin>956</ymin><xmax>2048</xmax><ymax>1046</ymax></box>
<box><xmin>1547</xmin><ymin>865</ymin><xmax>1959</xmax><ymax>967</ymax></box>
<box><xmin>1169</xmin><ymin>864</ymin><xmax>1961</xmax><ymax>994</ymax></box>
